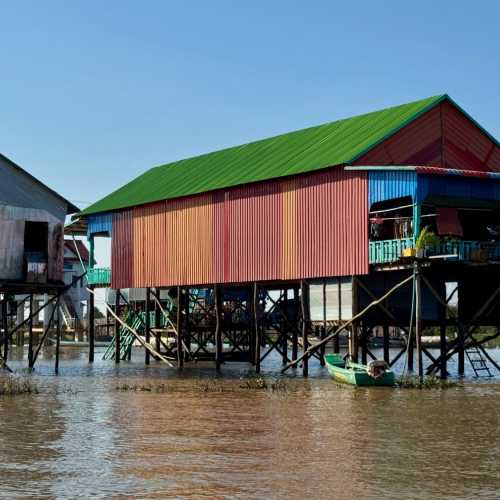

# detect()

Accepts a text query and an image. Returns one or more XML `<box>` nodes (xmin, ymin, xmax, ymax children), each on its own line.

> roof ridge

<box><xmin>151</xmin><ymin>94</ymin><xmax>446</xmax><ymax>173</ymax></box>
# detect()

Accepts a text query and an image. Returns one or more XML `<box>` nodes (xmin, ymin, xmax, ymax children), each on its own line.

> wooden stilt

<box><xmin>334</xmin><ymin>279</ymin><xmax>341</xmax><ymax>354</ymax></box>
<box><xmin>383</xmin><ymin>325</ymin><xmax>390</xmax><ymax>363</ymax></box>
<box><xmin>248</xmin><ymin>287</ymin><xmax>255</xmax><ymax>365</ymax></box>
<box><xmin>2</xmin><ymin>298</ymin><xmax>8</xmax><ymax>362</ymax></box>
<box><xmin>361</xmin><ymin>326</ymin><xmax>368</xmax><ymax>365</ymax></box>
<box><xmin>254</xmin><ymin>282</ymin><xmax>261</xmax><ymax>373</ymax></box>
<box><xmin>320</xmin><ymin>280</ymin><xmax>326</xmax><ymax>366</ymax></box>
<box><xmin>214</xmin><ymin>284</ymin><xmax>222</xmax><ymax>370</ymax></box>
<box><xmin>28</xmin><ymin>294</ymin><xmax>34</xmax><ymax>368</ymax></box>
<box><xmin>415</xmin><ymin>265</ymin><xmax>423</xmax><ymax>380</ymax></box>
<box><xmin>281</xmin><ymin>289</ymin><xmax>288</xmax><ymax>365</ymax></box>
<box><xmin>185</xmin><ymin>289</ymin><xmax>190</xmax><ymax>361</ymax></box>
<box><xmin>145</xmin><ymin>287</ymin><xmax>151</xmax><ymax>365</ymax></box>
<box><xmin>350</xmin><ymin>277</ymin><xmax>359</xmax><ymax>362</ymax></box>
<box><xmin>300</xmin><ymin>280</ymin><xmax>309</xmax><ymax>377</ymax></box>
<box><xmin>155</xmin><ymin>288</ymin><xmax>161</xmax><ymax>353</ymax></box>
<box><xmin>55</xmin><ymin>297</ymin><xmax>61</xmax><ymax>375</ymax></box>
<box><xmin>439</xmin><ymin>316</ymin><xmax>447</xmax><ymax>380</ymax></box>
<box><xmin>88</xmin><ymin>284</ymin><xmax>95</xmax><ymax>363</ymax></box>
<box><xmin>292</xmin><ymin>286</ymin><xmax>298</xmax><ymax>362</ymax></box>
<box><xmin>457</xmin><ymin>283</ymin><xmax>465</xmax><ymax>376</ymax></box>
<box><xmin>176</xmin><ymin>286</ymin><xmax>184</xmax><ymax>368</ymax></box>
<box><xmin>115</xmin><ymin>289</ymin><xmax>120</xmax><ymax>364</ymax></box>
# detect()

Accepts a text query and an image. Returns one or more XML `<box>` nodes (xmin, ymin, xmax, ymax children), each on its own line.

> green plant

<box><xmin>0</xmin><ymin>376</ymin><xmax>38</xmax><ymax>396</ymax></box>
<box><xmin>415</xmin><ymin>226</ymin><xmax>440</xmax><ymax>250</ymax></box>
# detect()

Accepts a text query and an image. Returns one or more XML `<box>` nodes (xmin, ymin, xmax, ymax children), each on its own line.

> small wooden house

<box><xmin>0</xmin><ymin>153</ymin><xmax>78</xmax><ymax>287</ymax></box>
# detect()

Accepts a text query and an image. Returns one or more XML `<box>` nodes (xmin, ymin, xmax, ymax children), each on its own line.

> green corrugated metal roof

<box><xmin>81</xmin><ymin>94</ymin><xmax>447</xmax><ymax>216</ymax></box>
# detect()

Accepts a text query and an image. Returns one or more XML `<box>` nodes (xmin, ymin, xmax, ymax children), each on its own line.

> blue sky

<box><xmin>0</xmin><ymin>0</ymin><xmax>499</xmax><ymax>268</ymax></box>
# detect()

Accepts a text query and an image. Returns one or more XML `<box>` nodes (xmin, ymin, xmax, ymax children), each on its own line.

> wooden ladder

<box><xmin>465</xmin><ymin>345</ymin><xmax>493</xmax><ymax>378</ymax></box>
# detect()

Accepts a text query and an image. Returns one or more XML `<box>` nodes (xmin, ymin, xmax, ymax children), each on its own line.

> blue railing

<box><xmin>369</xmin><ymin>239</ymin><xmax>500</xmax><ymax>264</ymax></box>
<box><xmin>86</xmin><ymin>267</ymin><xmax>112</xmax><ymax>286</ymax></box>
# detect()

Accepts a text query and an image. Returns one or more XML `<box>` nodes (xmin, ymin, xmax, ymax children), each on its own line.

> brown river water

<box><xmin>1</xmin><ymin>346</ymin><xmax>500</xmax><ymax>499</ymax></box>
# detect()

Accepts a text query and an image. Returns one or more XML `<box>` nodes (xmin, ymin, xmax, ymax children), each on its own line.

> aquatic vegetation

<box><xmin>239</xmin><ymin>376</ymin><xmax>289</xmax><ymax>392</ymax></box>
<box><xmin>396</xmin><ymin>375</ymin><xmax>460</xmax><ymax>389</ymax></box>
<box><xmin>0</xmin><ymin>376</ymin><xmax>39</xmax><ymax>396</ymax></box>
<box><xmin>115</xmin><ymin>383</ymin><xmax>174</xmax><ymax>393</ymax></box>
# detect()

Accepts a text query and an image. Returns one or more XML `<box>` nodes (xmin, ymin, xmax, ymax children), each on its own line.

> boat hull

<box><xmin>325</xmin><ymin>354</ymin><xmax>395</xmax><ymax>387</ymax></box>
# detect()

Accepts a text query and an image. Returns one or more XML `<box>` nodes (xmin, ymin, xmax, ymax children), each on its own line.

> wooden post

<box><xmin>361</xmin><ymin>326</ymin><xmax>368</xmax><ymax>365</ymax></box>
<box><xmin>28</xmin><ymin>294</ymin><xmax>34</xmax><ymax>368</ymax></box>
<box><xmin>176</xmin><ymin>286</ymin><xmax>184</xmax><ymax>368</ymax></box>
<box><xmin>320</xmin><ymin>280</ymin><xmax>326</xmax><ymax>366</ymax></box>
<box><xmin>281</xmin><ymin>289</ymin><xmax>288</xmax><ymax>365</ymax></box>
<box><xmin>88</xmin><ymin>234</ymin><xmax>95</xmax><ymax>362</ymax></box>
<box><xmin>415</xmin><ymin>265</ymin><xmax>423</xmax><ymax>380</ymax></box>
<box><xmin>300</xmin><ymin>280</ymin><xmax>309</xmax><ymax>377</ymax></box>
<box><xmin>350</xmin><ymin>277</ymin><xmax>359</xmax><ymax>362</ymax></box>
<box><xmin>214</xmin><ymin>285</ymin><xmax>222</xmax><ymax>370</ymax></box>
<box><xmin>292</xmin><ymin>286</ymin><xmax>299</xmax><ymax>362</ymax></box>
<box><xmin>383</xmin><ymin>325</ymin><xmax>390</xmax><ymax>363</ymax></box>
<box><xmin>2</xmin><ymin>298</ymin><xmax>8</xmax><ymax>362</ymax></box>
<box><xmin>334</xmin><ymin>279</ymin><xmax>341</xmax><ymax>354</ymax></box>
<box><xmin>145</xmin><ymin>287</ymin><xmax>151</xmax><ymax>365</ymax></box>
<box><xmin>456</xmin><ymin>283</ymin><xmax>465</xmax><ymax>376</ymax></box>
<box><xmin>248</xmin><ymin>287</ymin><xmax>255</xmax><ymax>365</ymax></box>
<box><xmin>185</xmin><ymin>289</ymin><xmax>190</xmax><ymax>361</ymax></box>
<box><xmin>439</xmin><ymin>316</ymin><xmax>447</xmax><ymax>380</ymax></box>
<box><xmin>115</xmin><ymin>289</ymin><xmax>120</xmax><ymax>363</ymax></box>
<box><xmin>253</xmin><ymin>282</ymin><xmax>261</xmax><ymax>373</ymax></box>
<box><xmin>88</xmin><ymin>284</ymin><xmax>95</xmax><ymax>362</ymax></box>
<box><xmin>55</xmin><ymin>298</ymin><xmax>61</xmax><ymax>375</ymax></box>
<box><xmin>155</xmin><ymin>288</ymin><xmax>162</xmax><ymax>353</ymax></box>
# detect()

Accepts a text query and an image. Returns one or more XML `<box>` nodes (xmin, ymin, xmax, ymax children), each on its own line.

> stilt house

<box><xmin>78</xmin><ymin>94</ymin><xmax>500</xmax><ymax>376</ymax></box>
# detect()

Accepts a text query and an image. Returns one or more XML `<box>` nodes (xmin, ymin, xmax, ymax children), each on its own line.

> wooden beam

<box><xmin>214</xmin><ymin>285</ymin><xmax>222</xmax><ymax>370</ymax></box>
<box><xmin>282</xmin><ymin>274</ymin><xmax>414</xmax><ymax>373</ymax></box>
<box><xmin>2</xmin><ymin>298</ymin><xmax>8</xmax><ymax>362</ymax></box>
<box><xmin>415</xmin><ymin>265</ymin><xmax>423</xmax><ymax>380</ymax></box>
<box><xmin>145</xmin><ymin>287</ymin><xmax>151</xmax><ymax>365</ymax></box>
<box><xmin>300</xmin><ymin>280</ymin><xmax>309</xmax><ymax>377</ymax></box>
<box><xmin>55</xmin><ymin>298</ymin><xmax>61</xmax><ymax>375</ymax></box>
<box><xmin>114</xmin><ymin>289</ymin><xmax>120</xmax><ymax>364</ymax></box>
<box><xmin>176</xmin><ymin>287</ymin><xmax>184</xmax><ymax>368</ymax></box>
<box><xmin>253</xmin><ymin>283</ymin><xmax>261</xmax><ymax>373</ymax></box>
<box><xmin>88</xmin><ymin>284</ymin><xmax>95</xmax><ymax>363</ymax></box>
<box><xmin>28</xmin><ymin>294</ymin><xmax>34</xmax><ymax>369</ymax></box>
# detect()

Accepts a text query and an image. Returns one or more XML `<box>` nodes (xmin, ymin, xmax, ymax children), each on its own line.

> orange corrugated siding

<box><xmin>111</xmin><ymin>169</ymin><xmax>369</xmax><ymax>288</ymax></box>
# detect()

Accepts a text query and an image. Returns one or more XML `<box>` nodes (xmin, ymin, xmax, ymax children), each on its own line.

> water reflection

<box><xmin>0</xmin><ymin>347</ymin><xmax>499</xmax><ymax>499</ymax></box>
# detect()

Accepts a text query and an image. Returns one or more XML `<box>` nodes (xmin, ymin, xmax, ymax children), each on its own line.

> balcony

<box><xmin>86</xmin><ymin>267</ymin><xmax>112</xmax><ymax>287</ymax></box>
<box><xmin>369</xmin><ymin>239</ymin><xmax>500</xmax><ymax>265</ymax></box>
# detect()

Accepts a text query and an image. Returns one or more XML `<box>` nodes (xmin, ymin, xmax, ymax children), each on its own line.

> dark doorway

<box><xmin>24</xmin><ymin>221</ymin><xmax>48</xmax><ymax>256</ymax></box>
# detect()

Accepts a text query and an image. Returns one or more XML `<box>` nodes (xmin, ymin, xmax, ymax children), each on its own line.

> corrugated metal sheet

<box><xmin>82</xmin><ymin>96</ymin><xmax>445</xmax><ymax>216</ymax></box>
<box><xmin>87</xmin><ymin>212</ymin><xmax>113</xmax><ymax>237</ymax></box>
<box><xmin>111</xmin><ymin>210</ymin><xmax>133</xmax><ymax>289</ymax></box>
<box><xmin>368</xmin><ymin>170</ymin><xmax>417</xmax><ymax>206</ymax></box>
<box><xmin>356</xmin><ymin>104</ymin><xmax>442</xmax><ymax>167</ymax></box>
<box><xmin>111</xmin><ymin>169</ymin><xmax>368</xmax><ymax>288</ymax></box>
<box><xmin>442</xmin><ymin>101</ymin><xmax>494</xmax><ymax>172</ymax></box>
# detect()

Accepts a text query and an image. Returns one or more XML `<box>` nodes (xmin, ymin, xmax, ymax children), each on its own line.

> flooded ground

<box><xmin>1</xmin><ymin>346</ymin><xmax>500</xmax><ymax>499</ymax></box>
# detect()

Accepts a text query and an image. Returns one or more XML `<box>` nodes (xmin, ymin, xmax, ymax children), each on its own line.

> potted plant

<box><xmin>403</xmin><ymin>226</ymin><xmax>440</xmax><ymax>258</ymax></box>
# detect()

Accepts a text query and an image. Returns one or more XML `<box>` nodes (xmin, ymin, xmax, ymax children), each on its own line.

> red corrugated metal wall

<box><xmin>354</xmin><ymin>102</ymin><xmax>500</xmax><ymax>172</ymax></box>
<box><xmin>111</xmin><ymin>169</ymin><xmax>368</xmax><ymax>288</ymax></box>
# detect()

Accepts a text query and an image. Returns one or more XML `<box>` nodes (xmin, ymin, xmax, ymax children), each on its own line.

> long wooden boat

<box><xmin>325</xmin><ymin>354</ymin><xmax>395</xmax><ymax>387</ymax></box>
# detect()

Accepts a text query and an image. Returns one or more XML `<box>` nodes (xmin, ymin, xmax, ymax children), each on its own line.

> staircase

<box><xmin>465</xmin><ymin>345</ymin><xmax>493</xmax><ymax>377</ymax></box>
<box><xmin>103</xmin><ymin>310</ymin><xmax>160</xmax><ymax>361</ymax></box>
